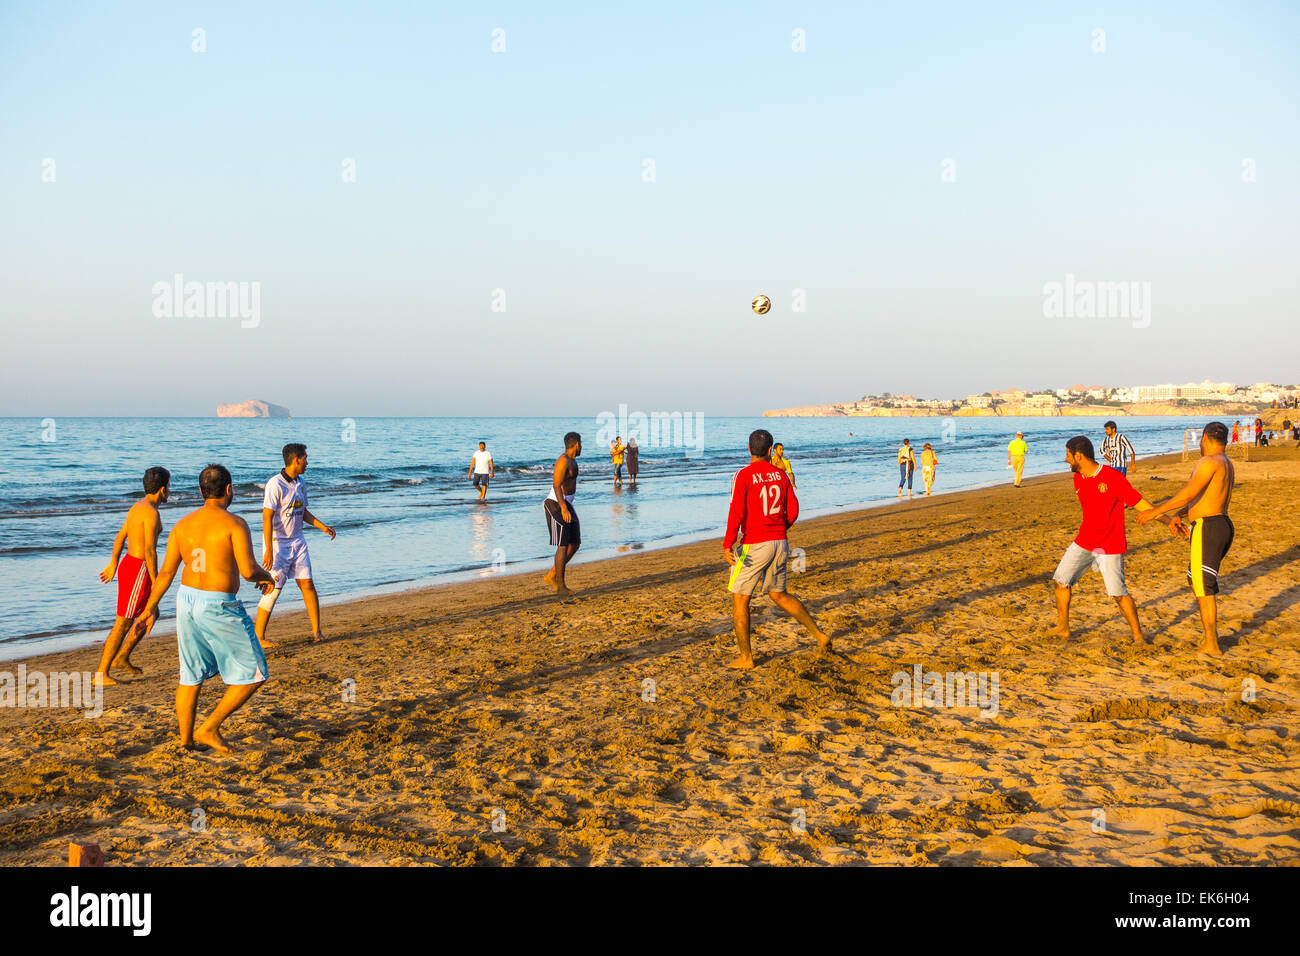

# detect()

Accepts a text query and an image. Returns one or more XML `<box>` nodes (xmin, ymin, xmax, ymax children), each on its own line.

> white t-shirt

<box><xmin>263</xmin><ymin>471</ymin><xmax>308</xmax><ymax>541</ymax></box>
<box><xmin>472</xmin><ymin>450</ymin><xmax>493</xmax><ymax>474</ymax></box>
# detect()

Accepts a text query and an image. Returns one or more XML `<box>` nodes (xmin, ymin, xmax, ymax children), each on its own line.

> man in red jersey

<box><xmin>722</xmin><ymin>429</ymin><xmax>831</xmax><ymax>669</ymax></box>
<box><xmin>1047</xmin><ymin>435</ymin><xmax>1178</xmax><ymax>642</ymax></box>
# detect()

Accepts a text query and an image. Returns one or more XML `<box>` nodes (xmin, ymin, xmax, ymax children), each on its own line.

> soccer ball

<box><xmin>751</xmin><ymin>294</ymin><xmax>771</xmax><ymax>314</ymax></box>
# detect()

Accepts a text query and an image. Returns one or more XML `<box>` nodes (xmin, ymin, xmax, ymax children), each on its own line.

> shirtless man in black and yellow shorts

<box><xmin>1137</xmin><ymin>421</ymin><xmax>1235</xmax><ymax>656</ymax></box>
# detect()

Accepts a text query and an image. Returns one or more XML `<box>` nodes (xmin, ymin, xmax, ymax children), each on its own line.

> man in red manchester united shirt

<box><xmin>722</xmin><ymin>429</ymin><xmax>831</xmax><ymax>669</ymax></box>
<box><xmin>1048</xmin><ymin>435</ymin><xmax>1178</xmax><ymax>642</ymax></box>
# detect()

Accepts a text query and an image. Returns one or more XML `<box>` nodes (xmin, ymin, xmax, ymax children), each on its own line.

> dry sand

<box><xmin>2</xmin><ymin>451</ymin><xmax>1298</xmax><ymax>866</ymax></box>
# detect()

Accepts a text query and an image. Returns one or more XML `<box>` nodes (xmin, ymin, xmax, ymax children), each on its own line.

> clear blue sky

<box><xmin>2</xmin><ymin>1</ymin><xmax>1296</xmax><ymax>416</ymax></box>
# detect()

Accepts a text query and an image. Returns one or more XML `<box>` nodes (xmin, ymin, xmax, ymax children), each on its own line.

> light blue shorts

<box><xmin>1053</xmin><ymin>542</ymin><xmax>1128</xmax><ymax>597</ymax></box>
<box><xmin>176</xmin><ymin>585</ymin><xmax>269</xmax><ymax>686</ymax></box>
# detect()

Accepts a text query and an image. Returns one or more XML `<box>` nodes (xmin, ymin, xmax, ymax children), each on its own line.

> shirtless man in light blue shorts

<box><xmin>134</xmin><ymin>463</ymin><xmax>276</xmax><ymax>752</ymax></box>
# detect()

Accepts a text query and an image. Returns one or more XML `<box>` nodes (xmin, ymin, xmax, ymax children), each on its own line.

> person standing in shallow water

<box><xmin>897</xmin><ymin>439</ymin><xmax>916</xmax><ymax>499</ymax></box>
<box><xmin>624</xmin><ymin>436</ymin><xmax>639</xmax><ymax>486</ymax></box>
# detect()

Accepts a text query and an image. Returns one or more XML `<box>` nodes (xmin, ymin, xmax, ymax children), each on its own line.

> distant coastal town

<box><xmin>765</xmin><ymin>380</ymin><xmax>1300</xmax><ymax>420</ymax></box>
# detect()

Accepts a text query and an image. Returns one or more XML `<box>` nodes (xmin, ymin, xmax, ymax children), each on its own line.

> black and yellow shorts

<box><xmin>1187</xmin><ymin>515</ymin><xmax>1234</xmax><ymax>597</ymax></box>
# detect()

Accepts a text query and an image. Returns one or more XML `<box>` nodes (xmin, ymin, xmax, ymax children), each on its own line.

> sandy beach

<box><xmin>2</xmin><ymin>450</ymin><xmax>1297</xmax><ymax>866</ymax></box>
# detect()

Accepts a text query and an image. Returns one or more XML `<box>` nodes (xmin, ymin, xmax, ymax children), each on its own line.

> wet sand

<box><xmin>2</xmin><ymin>451</ymin><xmax>1298</xmax><ymax>865</ymax></box>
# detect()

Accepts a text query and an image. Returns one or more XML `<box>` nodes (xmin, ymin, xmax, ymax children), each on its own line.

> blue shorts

<box><xmin>176</xmin><ymin>585</ymin><xmax>268</xmax><ymax>686</ymax></box>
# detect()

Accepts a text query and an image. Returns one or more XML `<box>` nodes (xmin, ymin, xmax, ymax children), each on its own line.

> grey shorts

<box><xmin>727</xmin><ymin>540</ymin><xmax>789</xmax><ymax>597</ymax></box>
<box><xmin>473</xmin><ymin>472</ymin><xmax>490</xmax><ymax>488</ymax></box>
<box><xmin>1053</xmin><ymin>542</ymin><xmax>1127</xmax><ymax>597</ymax></box>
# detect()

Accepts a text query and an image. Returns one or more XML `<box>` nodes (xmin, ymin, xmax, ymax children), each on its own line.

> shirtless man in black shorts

<box><xmin>544</xmin><ymin>431</ymin><xmax>582</xmax><ymax>596</ymax></box>
<box><xmin>1137</xmin><ymin>421</ymin><xmax>1235</xmax><ymax>656</ymax></box>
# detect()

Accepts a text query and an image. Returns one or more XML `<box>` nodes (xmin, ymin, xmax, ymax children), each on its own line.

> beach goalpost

<box><xmin>1187</xmin><ymin>428</ymin><xmax>1250</xmax><ymax>461</ymax></box>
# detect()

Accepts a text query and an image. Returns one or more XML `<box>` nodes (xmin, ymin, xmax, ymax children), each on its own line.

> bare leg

<box><xmin>1196</xmin><ymin>595</ymin><xmax>1222</xmax><ymax>656</ymax></box>
<box><xmin>298</xmin><ymin>578</ymin><xmax>324</xmax><ymax>641</ymax></box>
<box><xmin>729</xmin><ymin>593</ymin><xmax>755</xmax><ymax>668</ymax></box>
<box><xmin>254</xmin><ymin>605</ymin><xmax>278</xmax><ymax>650</ymax></box>
<box><xmin>111</xmin><ymin>625</ymin><xmax>145</xmax><ymax>674</ymax></box>
<box><xmin>1114</xmin><ymin>594</ymin><xmax>1146</xmax><ymax>643</ymax></box>
<box><xmin>546</xmin><ymin>542</ymin><xmax>579</xmax><ymax>595</ymax></box>
<box><xmin>94</xmin><ymin>617</ymin><xmax>131</xmax><ymax>686</ymax></box>
<box><xmin>769</xmin><ymin>590</ymin><xmax>832</xmax><ymax>651</ymax></box>
<box><xmin>176</xmin><ymin>683</ymin><xmax>201</xmax><ymax>748</ymax></box>
<box><xmin>194</xmin><ymin>681</ymin><xmax>264</xmax><ymax>753</ymax></box>
<box><xmin>1047</xmin><ymin>583</ymin><xmax>1071</xmax><ymax>638</ymax></box>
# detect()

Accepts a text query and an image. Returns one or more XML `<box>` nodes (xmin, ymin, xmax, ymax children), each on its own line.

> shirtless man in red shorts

<box><xmin>95</xmin><ymin>466</ymin><xmax>170</xmax><ymax>684</ymax></box>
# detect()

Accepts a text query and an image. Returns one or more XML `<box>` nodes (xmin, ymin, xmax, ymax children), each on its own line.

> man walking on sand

<box><xmin>544</xmin><ymin>432</ymin><xmax>582</xmax><ymax>595</ymax></box>
<box><xmin>469</xmin><ymin>441</ymin><xmax>494</xmax><ymax>501</ymax></box>
<box><xmin>1101</xmin><ymin>420</ymin><xmax>1137</xmax><ymax>476</ymax></box>
<box><xmin>1137</xmin><ymin>422</ymin><xmax>1235</xmax><ymax>657</ymax></box>
<box><xmin>95</xmin><ymin>466</ymin><xmax>170</xmax><ymax>685</ymax></box>
<box><xmin>723</xmin><ymin>429</ymin><xmax>831</xmax><ymax>669</ymax></box>
<box><xmin>1008</xmin><ymin>431</ymin><xmax>1028</xmax><ymax>487</ymax></box>
<box><xmin>1047</xmin><ymin>436</ymin><xmax>1172</xmax><ymax>643</ymax></box>
<box><xmin>255</xmin><ymin>443</ymin><xmax>336</xmax><ymax>648</ymax></box>
<box><xmin>133</xmin><ymin>464</ymin><xmax>276</xmax><ymax>753</ymax></box>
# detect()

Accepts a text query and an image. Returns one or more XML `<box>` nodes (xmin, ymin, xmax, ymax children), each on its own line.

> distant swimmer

<box><xmin>1101</xmin><ymin>421</ymin><xmax>1137</xmax><ymax>476</ymax></box>
<box><xmin>469</xmin><ymin>441</ymin><xmax>494</xmax><ymax>501</ymax></box>
<box><xmin>1137</xmin><ymin>421</ymin><xmax>1235</xmax><ymax>656</ymax></box>
<box><xmin>722</xmin><ymin>428</ymin><xmax>830</xmax><ymax>669</ymax></box>
<box><xmin>254</xmin><ymin>443</ymin><xmax>336</xmax><ymax>649</ymax></box>
<box><xmin>95</xmin><ymin>467</ymin><xmax>170</xmax><ymax>685</ymax></box>
<box><xmin>610</xmin><ymin>436</ymin><xmax>626</xmax><ymax>486</ymax></box>
<box><xmin>625</xmin><ymin>436</ymin><xmax>639</xmax><ymax>486</ymax></box>
<box><xmin>132</xmin><ymin>464</ymin><xmax>276</xmax><ymax>753</ymax></box>
<box><xmin>897</xmin><ymin>439</ymin><xmax>916</xmax><ymax>500</ymax></box>
<box><xmin>1007</xmin><ymin>431</ymin><xmax>1028</xmax><ymax>487</ymax></box>
<box><xmin>920</xmin><ymin>443</ymin><xmax>938</xmax><ymax>495</ymax></box>
<box><xmin>544</xmin><ymin>432</ymin><xmax>582</xmax><ymax>595</ymax></box>
<box><xmin>771</xmin><ymin>442</ymin><xmax>796</xmax><ymax>488</ymax></box>
<box><xmin>1048</xmin><ymin>436</ymin><xmax>1170</xmax><ymax>643</ymax></box>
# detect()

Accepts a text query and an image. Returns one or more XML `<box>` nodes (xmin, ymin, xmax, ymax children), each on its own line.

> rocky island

<box><xmin>217</xmin><ymin>399</ymin><xmax>291</xmax><ymax>418</ymax></box>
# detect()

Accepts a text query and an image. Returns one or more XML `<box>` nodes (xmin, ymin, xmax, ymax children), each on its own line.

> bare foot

<box><xmin>111</xmin><ymin>659</ymin><xmax>143</xmax><ymax>676</ymax></box>
<box><xmin>554</xmin><ymin>585</ymin><xmax>573</xmax><ymax>598</ymax></box>
<box><xmin>96</xmin><ymin>672</ymin><xmax>119</xmax><ymax>687</ymax></box>
<box><xmin>1045</xmin><ymin>624</ymin><xmax>1071</xmax><ymax>639</ymax></box>
<box><xmin>178</xmin><ymin>739</ymin><xmax>197</xmax><ymax>751</ymax></box>
<box><xmin>813</xmin><ymin>629</ymin><xmax>833</xmax><ymax>652</ymax></box>
<box><xmin>726</xmin><ymin>656</ymin><xmax>755</xmax><ymax>670</ymax></box>
<box><xmin>1198</xmin><ymin>640</ymin><xmax>1223</xmax><ymax>657</ymax></box>
<box><xmin>543</xmin><ymin>569</ymin><xmax>557</xmax><ymax>588</ymax></box>
<box><xmin>193</xmin><ymin>726</ymin><xmax>234</xmax><ymax>753</ymax></box>
<box><xmin>310</xmin><ymin>633</ymin><xmax>326</xmax><ymax>644</ymax></box>
<box><xmin>1131</xmin><ymin>631</ymin><xmax>1149</xmax><ymax>645</ymax></box>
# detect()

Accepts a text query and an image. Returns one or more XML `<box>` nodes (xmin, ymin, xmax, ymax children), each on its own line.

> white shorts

<box><xmin>1053</xmin><ymin>542</ymin><xmax>1127</xmax><ymax>597</ymax></box>
<box><xmin>269</xmin><ymin>536</ymin><xmax>313</xmax><ymax>588</ymax></box>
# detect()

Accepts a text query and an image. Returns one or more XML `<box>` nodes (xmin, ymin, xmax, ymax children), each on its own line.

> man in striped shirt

<box><xmin>1101</xmin><ymin>421</ymin><xmax>1136</xmax><ymax>476</ymax></box>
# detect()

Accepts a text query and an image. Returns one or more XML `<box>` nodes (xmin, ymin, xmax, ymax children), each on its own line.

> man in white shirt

<box><xmin>468</xmin><ymin>441</ymin><xmax>495</xmax><ymax>501</ymax></box>
<box><xmin>254</xmin><ymin>443</ymin><xmax>336</xmax><ymax>647</ymax></box>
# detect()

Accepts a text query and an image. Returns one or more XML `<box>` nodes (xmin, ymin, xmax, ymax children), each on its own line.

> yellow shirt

<box><xmin>772</xmin><ymin>454</ymin><xmax>794</xmax><ymax>480</ymax></box>
<box><xmin>611</xmin><ymin>443</ymin><xmax>625</xmax><ymax>465</ymax></box>
<box><xmin>898</xmin><ymin>445</ymin><xmax>915</xmax><ymax>464</ymax></box>
<box><xmin>1008</xmin><ymin>439</ymin><xmax>1028</xmax><ymax>458</ymax></box>
<box><xmin>921</xmin><ymin>449</ymin><xmax>938</xmax><ymax>468</ymax></box>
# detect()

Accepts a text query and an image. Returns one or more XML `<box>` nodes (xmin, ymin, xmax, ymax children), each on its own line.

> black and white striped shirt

<box><xmin>1101</xmin><ymin>432</ymin><xmax>1136</xmax><ymax>469</ymax></box>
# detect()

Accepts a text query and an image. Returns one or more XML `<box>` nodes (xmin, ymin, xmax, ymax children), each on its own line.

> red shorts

<box><xmin>117</xmin><ymin>555</ymin><xmax>152</xmax><ymax>619</ymax></box>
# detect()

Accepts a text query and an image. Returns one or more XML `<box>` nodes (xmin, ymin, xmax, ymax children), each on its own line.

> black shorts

<box><xmin>1187</xmin><ymin>515</ymin><xmax>1234</xmax><ymax>596</ymax></box>
<box><xmin>544</xmin><ymin>498</ymin><xmax>580</xmax><ymax>547</ymax></box>
<box><xmin>473</xmin><ymin>473</ymin><xmax>490</xmax><ymax>488</ymax></box>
